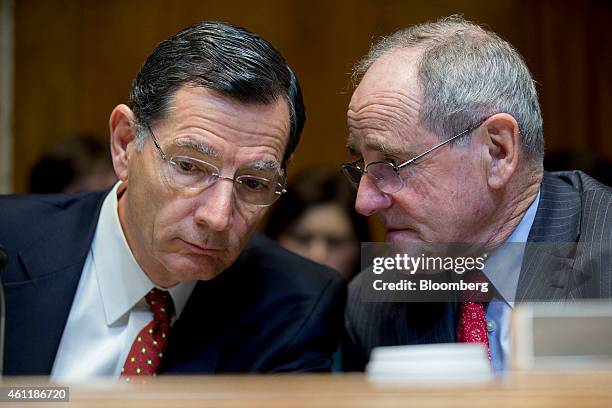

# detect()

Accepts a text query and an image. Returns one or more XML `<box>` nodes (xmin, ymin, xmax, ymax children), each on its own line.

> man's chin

<box><xmin>385</xmin><ymin>229</ymin><xmax>423</xmax><ymax>244</ymax></box>
<box><xmin>163</xmin><ymin>253</ymin><xmax>225</xmax><ymax>282</ymax></box>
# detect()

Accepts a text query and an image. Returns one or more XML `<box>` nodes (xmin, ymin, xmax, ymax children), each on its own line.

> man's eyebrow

<box><xmin>251</xmin><ymin>160</ymin><xmax>280</xmax><ymax>171</ymax></box>
<box><xmin>241</xmin><ymin>160</ymin><xmax>284</xmax><ymax>177</ymax></box>
<box><xmin>174</xmin><ymin>139</ymin><xmax>219</xmax><ymax>158</ymax></box>
<box><xmin>349</xmin><ymin>133</ymin><xmax>417</xmax><ymax>157</ymax></box>
<box><xmin>363</xmin><ymin>138</ymin><xmax>414</xmax><ymax>156</ymax></box>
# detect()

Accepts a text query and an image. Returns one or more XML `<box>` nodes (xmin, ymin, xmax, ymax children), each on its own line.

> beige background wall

<box><xmin>9</xmin><ymin>0</ymin><xmax>612</xmax><ymax>193</ymax></box>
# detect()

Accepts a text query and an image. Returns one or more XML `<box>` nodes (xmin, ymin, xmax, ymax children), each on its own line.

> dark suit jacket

<box><xmin>344</xmin><ymin>171</ymin><xmax>612</xmax><ymax>371</ymax></box>
<box><xmin>0</xmin><ymin>190</ymin><xmax>346</xmax><ymax>376</ymax></box>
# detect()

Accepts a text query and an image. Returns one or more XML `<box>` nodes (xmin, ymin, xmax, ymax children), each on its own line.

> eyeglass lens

<box><xmin>161</xmin><ymin>155</ymin><xmax>282</xmax><ymax>206</ymax></box>
<box><xmin>341</xmin><ymin>162</ymin><xmax>403</xmax><ymax>194</ymax></box>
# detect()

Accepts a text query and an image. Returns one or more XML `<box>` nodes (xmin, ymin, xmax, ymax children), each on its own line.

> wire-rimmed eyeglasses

<box><xmin>147</xmin><ymin>125</ymin><xmax>287</xmax><ymax>207</ymax></box>
<box><xmin>341</xmin><ymin>121</ymin><xmax>484</xmax><ymax>194</ymax></box>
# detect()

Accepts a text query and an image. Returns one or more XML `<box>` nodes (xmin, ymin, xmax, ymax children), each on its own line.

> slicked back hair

<box><xmin>129</xmin><ymin>21</ymin><xmax>305</xmax><ymax>167</ymax></box>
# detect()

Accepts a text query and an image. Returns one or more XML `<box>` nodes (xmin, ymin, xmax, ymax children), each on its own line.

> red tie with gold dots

<box><xmin>121</xmin><ymin>288</ymin><xmax>174</xmax><ymax>377</ymax></box>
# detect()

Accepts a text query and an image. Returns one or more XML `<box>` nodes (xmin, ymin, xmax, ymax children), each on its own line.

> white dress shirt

<box><xmin>51</xmin><ymin>182</ymin><xmax>196</xmax><ymax>382</ymax></box>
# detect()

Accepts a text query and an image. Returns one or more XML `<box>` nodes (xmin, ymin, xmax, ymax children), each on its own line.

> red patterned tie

<box><xmin>121</xmin><ymin>288</ymin><xmax>174</xmax><ymax>377</ymax></box>
<box><xmin>456</xmin><ymin>271</ymin><xmax>490</xmax><ymax>359</ymax></box>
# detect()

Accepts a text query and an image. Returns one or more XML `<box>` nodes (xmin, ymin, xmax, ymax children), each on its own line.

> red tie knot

<box><xmin>459</xmin><ymin>270</ymin><xmax>490</xmax><ymax>303</ymax></box>
<box><xmin>145</xmin><ymin>288</ymin><xmax>174</xmax><ymax>322</ymax></box>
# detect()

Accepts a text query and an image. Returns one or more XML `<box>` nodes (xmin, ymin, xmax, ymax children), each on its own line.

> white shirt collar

<box><xmin>91</xmin><ymin>182</ymin><xmax>195</xmax><ymax>326</ymax></box>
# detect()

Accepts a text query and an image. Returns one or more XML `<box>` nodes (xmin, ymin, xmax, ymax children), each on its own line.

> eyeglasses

<box><xmin>147</xmin><ymin>125</ymin><xmax>286</xmax><ymax>207</ymax></box>
<box><xmin>341</xmin><ymin>121</ymin><xmax>484</xmax><ymax>194</ymax></box>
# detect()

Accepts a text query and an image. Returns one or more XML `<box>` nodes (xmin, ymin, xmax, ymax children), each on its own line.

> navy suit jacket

<box><xmin>0</xmin><ymin>190</ymin><xmax>346</xmax><ymax>375</ymax></box>
<box><xmin>344</xmin><ymin>171</ymin><xmax>612</xmax><ymax>371</ymax></box>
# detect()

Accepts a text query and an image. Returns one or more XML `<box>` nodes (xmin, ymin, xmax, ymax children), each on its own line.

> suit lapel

<box><xmin>517</xmin><ymin>172</ymin><xmax>582</xmax><ymax>302</ymax></box>
<box><xmin>3</xmin><ymin>192</ymin><xmax>106</xmax><ymax>375</ymax></box>
<box><xmin>4</xmin><ymin>266</ymin><xmax>84</xmax><ymax>375</ymax></box>
<box><xmin>161</xmin><ymin>280</ymin><xmax>224</xmax><ymax>373</ymax></box>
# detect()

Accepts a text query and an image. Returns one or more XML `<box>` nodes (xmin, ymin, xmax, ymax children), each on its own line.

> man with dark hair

<box><xmin>341</xmin><ymin>16</ymin><xmax>612</xmax><ymax>372</ymax></box>
<box><xmin>0</xmin><ymin>21</ymin><xmax>344</xmax><ymax>379</ymax></box>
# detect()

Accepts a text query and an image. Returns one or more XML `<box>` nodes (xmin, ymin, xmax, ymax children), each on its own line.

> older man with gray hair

<box><xmin>342</xmin><ymin>16</ymin><xmax>612</xmax><ymax>372</ymax></box>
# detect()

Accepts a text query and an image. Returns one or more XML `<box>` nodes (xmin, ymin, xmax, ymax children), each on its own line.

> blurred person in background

<box><xmin>29</xmin><ymin>134</ymin><xmax>117</xmax><ymax>194</ymax></box>
<box><xmin>265</xmin><ymin>168</ymin><xmax>370</xmax><ymax>279</ymax></box>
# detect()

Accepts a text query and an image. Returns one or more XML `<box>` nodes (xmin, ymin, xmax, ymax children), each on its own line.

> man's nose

<box><xmin>194</xmin><ymin>180</ymin><xmax>234</xmax><ymax>231</ymax></box>
<box><xmin>355</xmin><ymin>174</ymin><xmax>392</xmax><ymax>216</ymax></box>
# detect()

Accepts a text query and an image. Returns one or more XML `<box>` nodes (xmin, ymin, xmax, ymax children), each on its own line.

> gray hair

<box><xmin>354</xmin><ymin>16</ymin><xmax>544</xmax><ymax>166</ymax></box>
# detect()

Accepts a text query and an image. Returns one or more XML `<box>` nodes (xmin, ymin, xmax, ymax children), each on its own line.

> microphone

<box><xmin>0</xmin><ymin>244</ymin><xmax>5</xmax><ymax>375</ymax></box>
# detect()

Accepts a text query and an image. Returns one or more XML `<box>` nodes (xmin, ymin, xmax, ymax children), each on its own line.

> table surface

<box><xmin>2</xmin><ymin>371</ymin><xmax>612</xmax><ymax>407</ymax></box>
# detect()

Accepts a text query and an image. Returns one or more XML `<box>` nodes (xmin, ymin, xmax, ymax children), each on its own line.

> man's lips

<box><xmin>385</xmin><ymin>226</ymin><xmax>415</xmax><ymax>233</ymax></box>
<box><xmin>178</xmin><ymin>238</ymin><xmax>224</xmax><ymax>254</ymax></box>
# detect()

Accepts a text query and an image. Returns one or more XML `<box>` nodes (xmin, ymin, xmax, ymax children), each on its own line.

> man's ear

<box><xmin>109</xmin><ymin>104</ymin><xmax>137</xmax><ymax>181</ymax></box>
<box><xmin>482</xmin><ymin>113</ymin><xmax>521</xmax><ymax>189</ymax></box>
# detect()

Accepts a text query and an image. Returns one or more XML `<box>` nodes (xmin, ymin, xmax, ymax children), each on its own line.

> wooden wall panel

<box><xmin>12</xmin><ymin>0</ymin><xmax>612</xmax><ymax>194</ymax></box>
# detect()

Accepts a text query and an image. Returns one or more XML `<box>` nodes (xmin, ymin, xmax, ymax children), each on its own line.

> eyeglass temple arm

<box><xmin>146</xmin><ymin>124</ymin><xmax>168</xmax><ymax>161</ymax></box>
<box><xmin>396</xmin><ymin>122</ymin><xmax>483</xmax><ymax>170</ymax></box>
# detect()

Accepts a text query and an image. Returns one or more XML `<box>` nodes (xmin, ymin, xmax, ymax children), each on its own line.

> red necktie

<box><xmin>121</xmin><ymin>288</ymin><xmax>174</xmax><ymax>377</ymax></box>
<box><xmin>456</xmin><ymin>271</ymin><xmax>490</xmax><ymax>359</ymax></box>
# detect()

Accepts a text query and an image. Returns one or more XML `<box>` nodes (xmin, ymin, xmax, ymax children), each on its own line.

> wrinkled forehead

<box><xmin>164</xmin><ymin>86</ymin><xmax>291</xmax><ymax>134</ymax></box>
<box><xmin>150</xmin><ymin>86</ymin><xmax>290</xmax><ymax>173</ymax></box>
<box><xmin>347</xmin><ymin>49</ymin><xmax>429</xmax><ymax>154</ymax></box>
<box><xmin>349</xmin><ymin>47</ymin><xmax>423</xmax><ymax>110</ymax></box>
<box><xmin>164</xmin><ymin>86</ymin><xmax>289</xmax><ymax>146</ymax></box>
